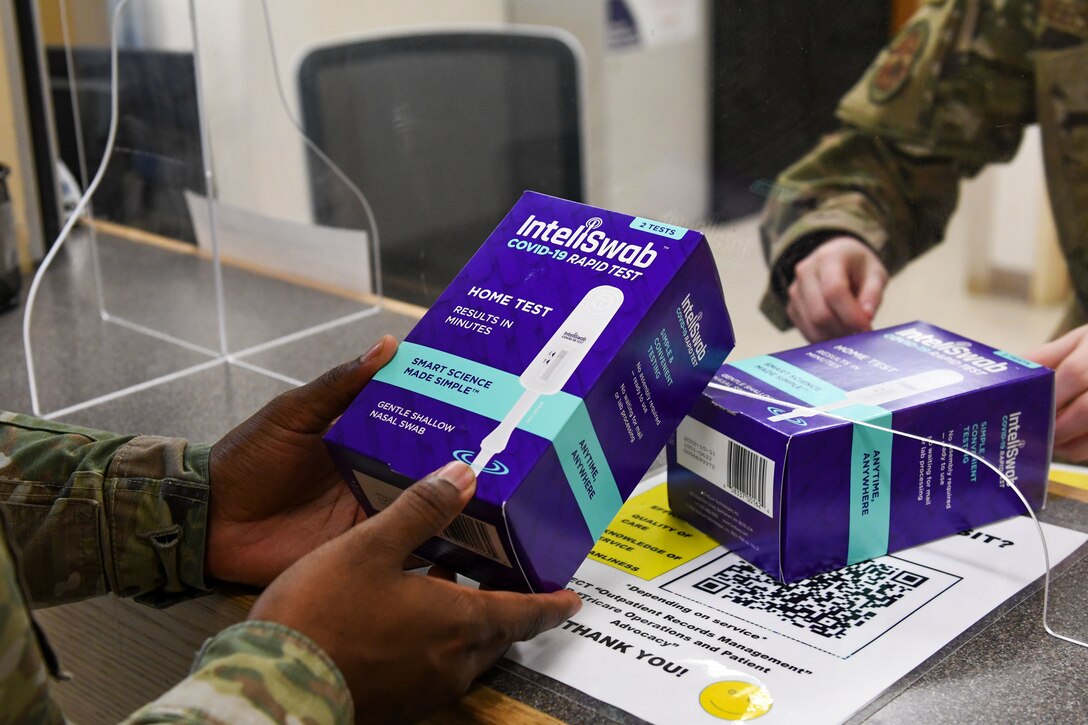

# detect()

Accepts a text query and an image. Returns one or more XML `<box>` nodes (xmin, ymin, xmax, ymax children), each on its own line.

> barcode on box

<box><xmin>354</xmin><ymin>471</ymin><xmax>512</xmax><ymax>567</ymax></box>
<box><xmin>721</xmin><ymin>438</ymin><xmax>773</xmax><ymax>514</ymax></box>
<box><xmin>441</xmin><ymin>514</ymin><xmax>512</xmax><ymax>567</ymax></box>
<box><xmin>676</xmin><ymin>417</ymin><xmax>775</xmax><ymax>517</ymax></box>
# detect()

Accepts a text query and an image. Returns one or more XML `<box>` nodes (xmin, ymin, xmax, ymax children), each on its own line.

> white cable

<box><xmin>57</xmin><ymin>0</ymin><xmax>108</xmax><ymax>316</ymax></box>
<box><xmin>22</xmin><ymin>0</ymin><xmax>133</xmax><ymax>416</ymax></box>
<box><xmin>706</xmin><ymin>381</ymin><xmax>1087</xmax><ymax>649</ymax></box>
<box><xmin>23</xmin><ymin>0</ymin><xmax>385</xmax><ymax>418</ymax></box>
<box><xmin>254</xmin><ymin>0</ymin><xmax>384</xmax><ymax>298</ymax></box>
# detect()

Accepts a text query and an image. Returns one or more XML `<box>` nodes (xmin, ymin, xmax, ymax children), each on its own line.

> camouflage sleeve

<box><xmin>0</xmin><ymin>410</ymin><xmax>210</xmax><ymax>608</ymax></box>
<box><xmin>759</xmin><ymin>0</ymin><xmax>1038</xmax><ymax>329</ymax></box>
<box><xmin>0</xmin><ymin>526</ymin><xmax>64</xmax><ymax>724</ymax></box>
<box><xmin>122</xmin><ymin>621</ymin><xmax>353</xmax><ymax>725</ymax></box>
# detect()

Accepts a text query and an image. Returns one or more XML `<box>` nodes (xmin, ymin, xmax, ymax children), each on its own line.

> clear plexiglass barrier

<box><xmin>24</xmin><ymin>0</ymin><xmax>390</xmax><ymax>417</ymax></box>
<box><xmin>24</xmin><ymin>0</ymin><xmax>1067</xmax><ymax>419</ymax></box>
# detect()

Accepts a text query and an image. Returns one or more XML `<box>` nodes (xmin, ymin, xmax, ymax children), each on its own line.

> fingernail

<box><xmin>359</xmin><ymin>337</ymin><xmax>386</xmax><ymax>364</ymax></box>
<box><xmin>436</xmin><ymin>461</ymin><xmax>475</xmax><ymax>493</ymax></box>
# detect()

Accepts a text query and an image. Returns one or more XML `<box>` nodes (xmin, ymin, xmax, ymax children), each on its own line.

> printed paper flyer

<box><xmin>508</xmin><ymin>477</ymin><xmax>1088</xmax><ymax>723</ymax></box>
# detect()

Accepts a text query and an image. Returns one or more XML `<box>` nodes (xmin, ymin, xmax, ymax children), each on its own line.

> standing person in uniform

<box><xmin>759</xmin><ymin>0</ymin><xmax>1088</xmax><ymax>462</ymax></box>
<box><xmin>1</xmin><ymin>335</ymin><xmax>580</xmax><ymax>723</ymax></box>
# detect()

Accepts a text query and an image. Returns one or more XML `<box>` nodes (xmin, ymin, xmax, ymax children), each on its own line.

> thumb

<box><xmin>370</xmin><ymin>462</ymin><xmax>477</xmax><ymax>559</ymax></box>
<box><xmin>283</xmin><ymin>335</ymin><xmax>398</xmax><ymax>427</ymax></box>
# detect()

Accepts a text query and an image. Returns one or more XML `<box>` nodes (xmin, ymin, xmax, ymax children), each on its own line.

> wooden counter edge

<box><xmin>1049</xmin><ymin>480</ymin><xmax>1088</xmax><ymax>504</ymax></box>
<box><xmin>425</xmin><ymin>684</ymin><xmax>564</xmax><ymax>724</ymax></box>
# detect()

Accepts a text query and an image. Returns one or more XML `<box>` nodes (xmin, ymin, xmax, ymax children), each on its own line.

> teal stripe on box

<box><xmin>375</xmin><ymin>342</ymin><xmax>621</xmax><ymax>541</ymax></box>
<box><xmin>373</xmin><ymin>342</ymin><xmax>580</xmax><ymax>439</ymax></box>
<box><xmin>728</xmin><ymin>355</ymin><xmax>896</xmax><ymax>563</ymax></box>
<box><xmin>553</xmin><ymin>402</ymin><xmax>623</xmax><ymax>540</ymax></box>
<box><xmin>842</xmin><ymin>403</ymin><xmax>893</xmax><ymax>564</ymax></box>
<box><xmin>995</xmin><ymin>350</ymin><xmax>1041</xmax><ymax>369</ymax></box>
<box><xmin>730</xmin><ymin>356</ymin><xmax>846</xmax><ymax>406</ymax></box>
<box><xmin>630</xmin><ymin>217</ymin><xmax>688</xmax><ymax>240</ymax></box>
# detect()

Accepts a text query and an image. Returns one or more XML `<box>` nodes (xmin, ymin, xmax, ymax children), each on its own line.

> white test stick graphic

<box><xmin>471</xmin><ymin>285</ymin><xmax>624</xmax><ymax>474</ymax></box>
<box><xmin>767</xmin><ymin>369</ymin><xmax>964</xmax><ymax>422</ymax></box>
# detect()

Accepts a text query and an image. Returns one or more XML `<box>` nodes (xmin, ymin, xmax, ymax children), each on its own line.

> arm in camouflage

<box><xmin>759</xmin><ymin>0</ymin><xmax>1038</xmax><ymax>329</ymax></box>
<box><xmin>123</xmin><ymin>622</ymin><xmax>353</xmax><ymax>725</ymax></box>
<box><xmin>2</xmin><ymin>539</ymin><xmax>352</xmax><ymax>724</ymax></box>
<box><xmin>0</xmin><ymin>533</ymin><xmax>65</xmax><ymax>724</ymax></box>
<box><xmin>0</xmin><ymin>412</ymin><xmax>355</xmax><ymax>723</ymax></box>
<box><xmin>0</xmin><ymin>411</ymin><xmax>210</xmax><ymax>608</ymax></box>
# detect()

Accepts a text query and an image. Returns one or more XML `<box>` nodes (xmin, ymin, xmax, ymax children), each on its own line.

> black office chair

<box><xmin>298</xmin><ymin>30</ymin><xmax>584</xmax><ymax>307</ymax></box>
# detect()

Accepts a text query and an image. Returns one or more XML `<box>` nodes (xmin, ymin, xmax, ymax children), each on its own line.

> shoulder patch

<box><xmin>869</xmin><ymin>20</ymin><xmax>931</xmax><ymax>104</ymax></box>
<box><xmin>1041</xmin><ymin>0</ymin><xmax>1088</xmax><ymax>39</ymax></box>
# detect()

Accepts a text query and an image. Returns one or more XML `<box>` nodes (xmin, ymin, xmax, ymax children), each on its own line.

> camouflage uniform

<box><xmin>0</xmin><ymin>411</ymin><xmax>353</xmax><ymax>724</ymax></box>
<box><xmin>760</xmin><ymin>0</ymin><xmax>1088</xmax><ymax>333</ymax></box>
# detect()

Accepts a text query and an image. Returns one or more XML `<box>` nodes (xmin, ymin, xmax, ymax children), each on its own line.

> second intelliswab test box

<box><xmin>667</xmin><ymin>322</ymin><xmax>1054</xmax><ymax>582</ymax></box>
<box><xmin>325</xmin><ymin>191</ymin><xmax>734</xmax><ymax>592</ymax></box>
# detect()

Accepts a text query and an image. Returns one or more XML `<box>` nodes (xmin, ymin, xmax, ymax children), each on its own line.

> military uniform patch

<box><xmin>1041</xmin><ymin>0</ymin><xmax>1088</xmax><ymax>39</ymax></box>
<box><xmin>869</xmin><ymin>20</ymin><xmax>931</xmax><ymax>104</ymax></box>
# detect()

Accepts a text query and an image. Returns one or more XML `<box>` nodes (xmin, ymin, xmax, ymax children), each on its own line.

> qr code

<box><xmin>692</xmin><ymin>560</ymin><xmax>929</xmax><ymax>639</ymax></box>
<box><xmin>663</xmin><ymin>553</ymin><xmax>960</xmax><ymax>657</ymax></box>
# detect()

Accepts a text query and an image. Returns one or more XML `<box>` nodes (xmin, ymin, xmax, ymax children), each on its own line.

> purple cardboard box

<box><xmin>667</xmin><ymin>322</ymin><xmax>1054</xmax><ymax>582</ymax></box>
<box><xmin>325</xmin><ymin>191</ymin><xmax>734</xmax><ymax>592</ymax></box>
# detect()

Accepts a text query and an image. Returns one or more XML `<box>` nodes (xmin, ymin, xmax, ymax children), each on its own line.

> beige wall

<box><xmin>37</xmin><ymin>0</ymin><xmax>109</xmax><ymax>47</ymax></box>
<box><xmin>511</xmin><ymin>0</ymin><xmax>709</xmax><ymax>223</ymax></box>
<box><xmin>194</xmin><ymin>0</ymin><xmax>509</xmax><ymax>223</ymax></box>
<box><xmin>18</xmin><ymin>0</ymin><xmax>711</xmax><ymax>247</ymax></box>
<box><xmin>197</xmin><ymin>0</ymin><xmax>709</xmax><ymax>225</ymax></box>
<box><xmin>0</xmin><ymin>3</ymin><xmax>38</xmax><ymax>268</ymax></box>
<box><xmin>947</xmin><ymin>127</ymin><xmax>1069</xmax><ymax>306</ymax></box>
<box><xmin>0</xmin><ymin>0</ymin><xmax>100</xmax><ymax>265</ymax></box>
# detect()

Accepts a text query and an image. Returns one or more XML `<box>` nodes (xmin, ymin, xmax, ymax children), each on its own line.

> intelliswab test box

<box><xmin>325</xmin><ymin>191</ymin><xmax>734</xmax><ymax>592</ymax></box>
<box><xmin>667</xmin><ymin>322</ymin><xmax>1054</xmax><ymax>582</ymax></box>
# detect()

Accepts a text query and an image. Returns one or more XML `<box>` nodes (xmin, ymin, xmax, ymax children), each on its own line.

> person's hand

<box><xmin>786</xmin><ymin>236</ymin><xmax>888</xmax><ymax>342</ymax></box>
<box><xmin>206</xmin><ymin>335</ymin><xmax>397</xmax><ymax>586</ymax></box>
<box><xmin>1027</xmin><ymin>324</ymin><xmax>1088</xmax><ymax>462</ymax></box>
<box><xmin>248</xmin><ymin>461</ymin><xmax>583</xmax><ymax>723</ymax></box>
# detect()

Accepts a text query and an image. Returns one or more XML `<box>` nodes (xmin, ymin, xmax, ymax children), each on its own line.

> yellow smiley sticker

<box><xmin>699</xmin><ymin>680</ymin><xmax>773</xmax><ymax>721</ymax></box>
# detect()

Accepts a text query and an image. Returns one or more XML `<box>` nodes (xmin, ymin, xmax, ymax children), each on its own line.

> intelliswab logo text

<box><xmin>516</xmin><ymin>214</ymin><xmax>659</xmax><ymax>268</ymax></box>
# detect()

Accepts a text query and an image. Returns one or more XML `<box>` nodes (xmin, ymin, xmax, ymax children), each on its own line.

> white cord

<box><xmin>23</xmin><ymin>0</ymin><xmax>385</xmax><ymax>416</ymax></box>
<box><xmin>22</xmin><ymin>0</ymin><xmax>133</xmax><ymax>416</ymax></box>
<box><xmin>706</xmin><ymin>381</ymin><xmax>1087</xmax><ymax>649</ymax></box>
<box><xmin>254</xmin><ymin>0</ymin><xmax>383</xmax><ymax>298</ymax></box>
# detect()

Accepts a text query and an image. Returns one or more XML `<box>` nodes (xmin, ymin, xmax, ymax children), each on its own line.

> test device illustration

<box><xmin>471</xmin><ymin>285</ymin><xmax>625</xmax><ymax>474</ymax></box>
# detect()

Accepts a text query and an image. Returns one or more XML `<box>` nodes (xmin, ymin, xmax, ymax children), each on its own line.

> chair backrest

<box><xmin>299</xmin><ymin>30</ymin><xmax>583</xmax><ymax>307</ymax></box>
